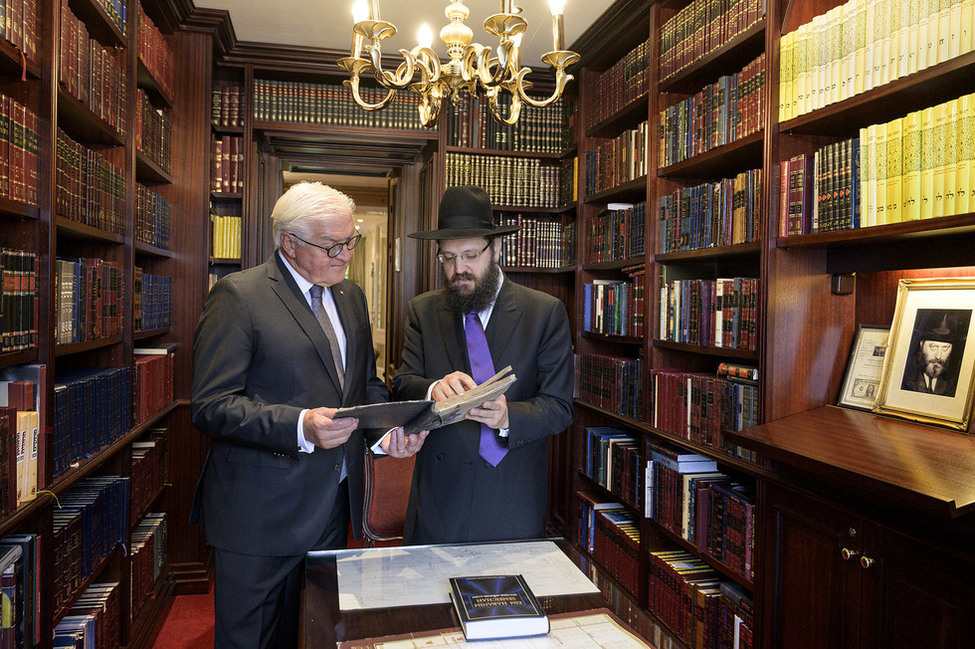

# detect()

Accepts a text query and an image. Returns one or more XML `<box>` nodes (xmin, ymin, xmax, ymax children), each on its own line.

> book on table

<box><xmin>448</xmin><ymin>573</ymin><xmax>549</xmax><ymax>641</ymax></box>
<box><xmin>335</xmin><ymin>366</ymin><xmax>516</xmax><ymax>435</ymax></box>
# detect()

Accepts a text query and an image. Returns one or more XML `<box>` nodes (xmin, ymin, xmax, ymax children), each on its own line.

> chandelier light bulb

<box><xmin>352</xmin><ymin>0</ymin><xmax>369</xmax><ymax>22</ymax></box>
<box><xmin>548</xmin><ymin>0</ymin><xmax>566</xmax><ymax>15</ymax></box>
<box><xmin>417</xmin><ymin>23</ymin><xmax>434</xmax><ymax>49</ymax></box>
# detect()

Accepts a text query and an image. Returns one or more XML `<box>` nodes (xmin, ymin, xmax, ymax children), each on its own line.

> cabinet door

<box><xmin>762</xmin><ymin>487</ymin><xmax>862</xmax><ymax>649</ymax></box>
<box><xmin>860</xmin><ymin>526</ymin><xmax>975</xmax><ymax>649</ymax></box>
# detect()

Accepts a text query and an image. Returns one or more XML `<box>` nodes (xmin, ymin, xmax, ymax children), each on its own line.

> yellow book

<box><xmin>896</xmin><ymin>0</ymin><xmax>911</xmax><ymax>78</ymax></box>
<box><xmin>830</xmin><ymin>6</ymin><xmax>844</xmax><ymax>104</ymax></box>
<box><xmin>14</xmin><ymin>412</ymin><xmax>27</xmax><ymax>505</ymax></box>
<box><xmin>949</xmin><ymin>0</ymin><xmax>963</xmax><ymax>59</ymax></box>
<box><xmin>944</xmin><ymin>98</ymin><xmax>958</xmax><ymax>216</ymax></box>
<box><xmin>865</xmin><ymin>124</ymin><xmax>878</xmax><ymax>226</ymax></box>
<box><xmin>939</xmin><ymin>0</ymin><xmax>952</xmax><ymax>62</ymax></box>
<box><xmin>961</xmin><ymin>0</ymin><xmax>974</xmax><ymax>54</ymax></box>
<box><xmin>925</xmin><ymin>0</ymin><xmax>940</xmax><ymax>69</ymax></box>
<box><xmin>859</xmin><ymin>128</ymin><xmax>872</xmax><ymax>225</ymax></box>
<box><xmin>875</xmin><ymin>123</ymin><xmax>888</xmax><ymax>225</ymax></box>
<box><xmin>779</xmin><ymin>30</ymin><xmax>793</xmax><ymax>122</ymax></box>
<box><xmin>908</xmin><ymin>0</ymin><xmax>922</xmax><ymax>74</ymax></box>
<box><xmin>920</xmin><ymin>105</ymin><xmax>936</xmax><ymax>218</ymax></box>
<box><xmin>957</xmin><ymin>94</ymin><xmax>972</xmax><ymax>214</ymax></box>
<box><xmin>855</xmin><ymin>0</ymin><xmax>868</xmax><ymax>93</ymax></box>
<box><xmin>879</xmin><ymin>0</ymin><xmax>892</xmax><ymax>85</ymax></box>
<box><xmin>842</xmin><ymin>0</ymin><xmax>856</xmax><ymax>99</ymax></box>
<box><xmin>901</xmin><ymin>109</ymin><xmax>923</xmax><ymax>221</ymax></box>
<box><xmin>885</xmin><ymin>117</ymin><xmax>903</xmax><ymax>223</ymax></box>
<box><xmin>816</xmin><ymin>13</ymin><xmax>829</xmax><ymax>109</ymax></box>
<box><xmin>864</xmin><ymin>0</ymin><xmax>876</xmax><ymax>91</ymax></box>
<box><xmin>932</xmin><ymin>101</ymin><xmax>949</xmax><ymax>218</ymax></box>
<box><xmin>796</xmin><ymin>27</ymin><xmax>808</xmax><ymax>118</ymax></box>
<box><xmin>26</xmin><ymin>411</ymin><xmax>38</xmax><ymax>501</ymax></box>
<box><xmin>805</xmin><ymin>21</ymin><xmax>818</xmax><ymax>114</ymax></box>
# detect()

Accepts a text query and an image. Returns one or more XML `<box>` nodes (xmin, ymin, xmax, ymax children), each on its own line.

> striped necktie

<box><xmin>309</xmin><ymin>284</ymin><xmax>344</xmax><ymax>391</ymax></box>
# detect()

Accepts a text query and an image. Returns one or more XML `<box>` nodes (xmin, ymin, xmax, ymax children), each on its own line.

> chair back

<box><xmin>362</xmin><ymin>452</ymin><xmax>416</xmax><ymax>545</ymax></box>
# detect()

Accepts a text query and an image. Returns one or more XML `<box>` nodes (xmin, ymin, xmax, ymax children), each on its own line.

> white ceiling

<box><xmin>198</xmin><ymin>0</ymin><xmax>614</xmax><ymax>72</ymax></box>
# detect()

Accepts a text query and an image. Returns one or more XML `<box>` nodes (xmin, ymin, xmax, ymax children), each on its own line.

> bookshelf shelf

<box><xmin>654</xmin><ymin>241</ymin><xmax>762</xmax><ymax>264</ymax></box>
<box><xmin>445</xmin><ymin>145</ymin><xmax>563</xmax><ymax>159</ymax></box>
<box><xmin>582</xmin><ymin>257</ymin><xmax>644</xmax><ymax>272</ymax></box>
<box><xmin>211</xmin><ymin>192</ymin><xmax>243</xmax><ymax>201</ymax></box>
<box><xmin>56</xmin><ymin>217</ymin><xmax>125</xmax><ymax>244</ymax></box>
<box><xmin>252</xmin><ymin>121</ymin><xmax>439</xmax><ymax>142</ymax></box>
<box><xmin>0</xmin><ymin>350</ymin><xmax>36</xmax><ymax>370</ymax></box>
<box><xmin>659</xmin><ymin>20</ymin><xmax>766</xmax><ymax>94</ymax></box>
<box><xmin>212</xmin><ymin>124</ymin><xmax>244</xmax><ymax>135</ymax></box>
<box><xmin>780</xmin><ymin>50</ymin><xmax>975</xmax><ymax>138</ymax></box>
<box><xmin>136</xmin><ymin>150</ymin><xmax>174</xmax><ymax>184</ymax></box>
<box><xmin>502</xmin><ymin>266</ymin><xmax>574</xmax><ymax>274</ymax></box>
<box><xmin>584</xmin><ymin>176</ymin><xmax>648</xmax><ymax>204</ymax></box>
<box><xmin>135</xmin><ymin>241</ymin><xmax>173</xmax><ymax>258</ymax></box>
<box><xmin>578</xmin><ymin>473</ymin><xmax>642</xmax><ymax>515</ymax></box>
<box><xmin>494</xmin><ymin>204</ymin><xmax>572</xmax><ymax>214</ymax></box>
<box><xmin>137</xmin><ymin>58</ymin><xmax>174</xmax><ymax>110</ymax></box>
<box><xmin>0</xmin><ymin>41</ymin><xmax>41</xmax><ymax>78</ymax></box>
<box><xmin>652</xmin><ymin>339</ymin><xmax>759</xmax><ymax>359</ymax></box>
<box><xmin>66</xmin><ymin>0</ymin><xmax>126</xmax><ymax>48</ymax></box>
<box><xmin>0</xmin><ymin>197</ymin><xmax>40</xmax><ymax>220</ymax></box>
<box><xmin>777</xmin><ymin>213</ymin><xmax>975</xmax><ymax>250</ymax></box>
<box><xmin>54</xmin><ymin>335</ymin><xmax>124</xmax><ymax>357</ymax></box>
<box><xmin>210</xmin><ymin>257</ymin><xmax>241</xmax><ymax>265</ymax></box>
<box><xmin>657</xmin><ymin>130</ymin><xmax>764</xmax><ymax>180</ymax></box>
<box><xmin>129</xmin><ymin>567</ymin><xmax>176</xmax><ymax>648</ymax></box>
<box><xmin>134</xmin><ymin>327</ymin><xmax>169</xmax><ymax>340</ymax></box>
<box><xmin>582</xmin><ymin>331</ymin><xmax>644</xmax><ymax>346</ymax></box>
<box><xmin>56</xmin><ymin>89</ymin><xmax>126</xmax><ymax>146</ymax></box>
<box><xmin>652</xmin><ymin>519</ymin><xmax>755</xmax><ymax>590</ymax></box>
<box><xmin>585</xmin><ymin>94</ymin><xmax>650</xmax><ymax>139</ymax></box>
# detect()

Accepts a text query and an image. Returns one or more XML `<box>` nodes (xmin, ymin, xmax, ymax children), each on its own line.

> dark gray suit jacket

<box><xmin>190</xmin><ymin>254</ymin><xmax>388</xmax><ymax>556</ymax></box>
<box><xmin>392</xmin><ymin>277</ymin><xmax>574</xmax><ymax>544</ymax></box>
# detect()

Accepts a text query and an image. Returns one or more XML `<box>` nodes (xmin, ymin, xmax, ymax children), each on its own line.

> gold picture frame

<box><xmin>837</xmin><ymin>324</ymin><xmax>890</xmax><ymax>411</ymax></box>
<box><xmin>875</xmin><ymin>278</ymin><xmax>975</xmax><ymax>431</ymax></box>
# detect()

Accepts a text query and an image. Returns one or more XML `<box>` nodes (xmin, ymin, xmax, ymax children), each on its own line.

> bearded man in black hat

<box><xmin>901</xmin><ymin>309</ymin><xmax>968</xmax><ymax>397</ymax></box>
<box><xmin>391</xmin><ymin>185</ymin><xmax>574</xmax><ymax>545</ymax></box>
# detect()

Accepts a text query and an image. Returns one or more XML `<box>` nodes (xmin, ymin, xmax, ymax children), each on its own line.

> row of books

<box><xmin>574</xmin><ymin>353</ymin><xmax>645</xmax><ymax>422</ymax></box>
<box><xmin>779</xmin><ymin>0</ymin><xmax>975</xmax><ymax>122</ymax></box>
<box><xmin>211</xmin><ymin>135</ymin><xmax>244</xmax><ymax>195</ymax></box>
<box><xmin>0</xmin><ymin>385</ymin><xmax>38</xmax><ymax>516</ymax></box>
<box><xmin>251</xmin><ymin>79</ymin><xmax>430</xmax><ymax>131</ymax></box>
<box><xmin>59</xmin><ymin>1</ymin><xmax>127</xmax><ymax>135</ymax></box>
<box><xmin>138</xmin><ymin>4</ymin><xmax>175</xmax><ymax>101</ymax></box>
<box><xmin>583</xmin><ymin>201</ymin><xmax>647</xmax><ymax>264</ymax></box>
<box><xmin>645</xmin><ymin>443</ymin><xmax>754</xmax><ymax>579</ymax></box>
<box><xmin>133</xmin><ymin>268</ymin><xmax>172</xmax><ymax>332</ymax></box>
<box><xmin>130</xmin><ymin>431</ymin><xmax>165</xmax><ymax>522</ymax></box>
<box><xmin>559</xmin><ymin>156</ymin><xmax>578</xmax><ymax>206</ymax></box>
<box><xmin>647</xmin><ymin>550</ymin><xmax>753</xmax><ymax>649</ymax></box>
<box><xmin>658</xmin><ymin>52</ymin><xmax>765</xmax><ymax>168</ymax></box>
<box><xmin>584</xmin><ymin>39</ymin><xmax>650</xmax><ymax>130</ymax></box>
<box><xmin>659</xmin><ymin>276</ymin><xmax>759</xmax><ymax>351</ymax></box>
<box><xmin>56</xmin><ymin>128</ymin><xmax>126</xmax><ymax>234</ymax></box>
<box><xmin>584</xmin><ymin>120</ymin><xmax>649</xmax><ymax>197</ymax></box>
<box><xmin>780</xmin><ymin>92</ymin><xmax>975</xmax><ymax>236</ymax></box>
<box><xmin>54</xmin><ymin>581</ymin><xmax>122</xmax><ymax>649</ymax></box>
<box><xmin>53</xmin><ymin>367</ymin><xmax>131</xmax><ymax>479</ymax></box>
<box><xmin>0</xmin><ymin>93</ymin><xmax>40</xmax><ymax>207</ymax></box>
<box><xmin>659</xmin><ymin>0</ymin><xmax>766</xmax><ymax>82</ymax></box>
<box><xmin>136</xmin><ymin>88</ymin><xmax>173</xmax><ymax>174</ymax></box>
<box><xmin>445</xmin><ymin>94</ymin><xmax>570</xmax><ymax>153</ymax></box>
<box><xmin>1</xmin><ymin>248</ymin><xmax>37</xmax><ymax>354</ymax></box>
<box><xmin>658</xmin><ymin>168</ymin><xmax>762</xmax><ymax>254</ymax></box>
<box><xmin>583</xmin><ymin>268</ymin><xmax>648</xmax><ymax>339</ymax></box>
<box><xmin>648</xmin><ymin>367</ymin><xmax>760</xmax><ymax>462</ymax></box>
<box><xmin>212</xmin><ymin>81</ymin><xmax>245</xmax><ymax>128</ymax></box>
<box><xmin>133</xmin><ymin>346</ymin><xmax>174</xmax><ymax>425</ymax></box>
<box><xmin>445</xmin><ymin>153</ymin><xmax>563</xmax><ymax>208</ymax></box>
<box><xmin>131</xmin><ymin>513</ymin><xmax>167</xmax><ymax>614</ymax></box>
<box><xmin>211</xmin><ymin>214</ymin><xmax>242</xmax><ymax>259</ymax></box>
<box><xmin>52</xmin><ymin>476</ymin><xmax>130</xmax><ymax>612</ymax></box>
<box><xmin>1</xmin><ymin>0</ymin><xmax>39</xmax><ymax>62</ymax></box>
<box><xmin>1</xmin><ymin>534</ymin><xmax>40</xmax><ymax>648</ymax></box>
<box><xmin>136</xmin><ymin>183</ymin><xmax>171</xmax><ymax>251</ymax></box>
<box><xmin>576</xmin><ymin>491</ymin><xmax>641</xmax><ymax>596</ymax></box>
<box><xmin>496</xmin><ymin>214</ymin><xmax>574</xmax><ymax>269</ymax></box>
<box><xmin>55</xmin><ymin>257</ymin><xmax>124</xmax><ymax>345</ymax></box>
<box><xmin>582</xmin><ymin>427</ymin><xmax>643</xmax><ymax>509</ymax></box>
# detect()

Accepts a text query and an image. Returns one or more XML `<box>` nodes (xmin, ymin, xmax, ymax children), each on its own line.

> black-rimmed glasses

<box><xmin>436</xmin><ymin>242</ymin><xmax>491</xmax><ymax>265</ymax></box>
<box><xmin>289</xmin><ymin>232</ymin><xmax>362</xmax><ymax>258</ymax></box>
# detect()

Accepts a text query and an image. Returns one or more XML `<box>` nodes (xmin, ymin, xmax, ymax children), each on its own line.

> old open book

<box><xmin>335</xmin><ymin>366</ymin><xmax>516</xmax><ymax>435</ymax></box>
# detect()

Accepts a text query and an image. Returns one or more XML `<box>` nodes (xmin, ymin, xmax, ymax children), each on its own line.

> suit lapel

<box><xmin>268</xmin><ymin>255</ymin><xmax>344</xmax><ymax>394</ymax></box>
<box><xmin>484</xmin><ymin>279</ymin><xmax>521</xmax><ymax>368</ymax></box>
<box><xmin>437</xmin><ymin>298</ymin><xmax>470</xmax><ymax>374</ymax></box>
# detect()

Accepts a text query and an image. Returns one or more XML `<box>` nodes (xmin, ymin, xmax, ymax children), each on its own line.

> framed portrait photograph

<box><xmin>837</xmin><ymin>325</ymin><xmax>890</xmax><ymax>411</ymax></box>
<box><xmin>875</xmin><ymin>278</ymin><xmax>975</xmax><ymax>431</ymax></box>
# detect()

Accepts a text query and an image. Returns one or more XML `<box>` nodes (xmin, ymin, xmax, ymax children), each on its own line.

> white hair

<box><xmin>271</xmin><ymin>182</ymin><xmax>356</xmax><ymax>248</ymax></box>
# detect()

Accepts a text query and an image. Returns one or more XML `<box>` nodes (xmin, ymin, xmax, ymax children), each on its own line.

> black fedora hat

<box><xmin>408</xmin><ymin>185</ymin><xmax>521</xmax><ymax>240</ymax></box>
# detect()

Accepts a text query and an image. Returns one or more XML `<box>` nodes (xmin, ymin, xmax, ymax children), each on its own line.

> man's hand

<box><xmin>466</xmin><ymin>394</ymin><xmax>509</xmax><ymax>430</ymax></box>
<box><xmin>432</xmin><ymin>371</ymin><xmax>477</xmax><ymax>401</ymax></box>
<box><xmin>380</xmin><ymin>427</ymin><xmax>429</xmax><ymax>457</ymax></box>
<box><xmin>303</xmin><ymin>407</ymin><xmax>358</xmax><ymax>450</ymax></box>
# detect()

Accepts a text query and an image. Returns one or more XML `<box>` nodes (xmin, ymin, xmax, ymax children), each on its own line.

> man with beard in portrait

<box><xmin>391</xmin><ymin>185</ymin><xmax>574</xmax><ymax>545</ymax></box>
<box><xmin>901</xmin><ymin>310</ymin><xmax>968</xmax><ymax>397</ymax></box>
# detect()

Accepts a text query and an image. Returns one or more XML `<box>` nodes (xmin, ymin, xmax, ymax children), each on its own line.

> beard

<box><xmin>923</xmin><ymin>358</ymin><xmax>947</xmax><ymax>379</ymax></box>
<box><xmin>441</xmin><ymin>260</ymin><xmax>501</xmax><ymax>315</ymax></box>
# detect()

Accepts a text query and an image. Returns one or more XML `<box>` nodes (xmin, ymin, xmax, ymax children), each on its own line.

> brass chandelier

<box><xmin>337</xmin><ymin>0</ymin><xmax>579</xmax><ymax>128</ymax></box>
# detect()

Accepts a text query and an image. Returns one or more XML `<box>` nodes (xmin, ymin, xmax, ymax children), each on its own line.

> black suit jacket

<box><xmin>191</xmin><ymin>254</ymin><xmax>388</xmax><ymax>556</ymax></box>
<box><xmin>392</xmin><ymin>277</ymin><xmax>574</xmax><ymax>544</ymax></box>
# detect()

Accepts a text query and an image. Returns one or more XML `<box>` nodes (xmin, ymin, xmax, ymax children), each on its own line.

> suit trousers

<box><xmin>213</xmin><ymin>480</ymin><xmax>350</xmax><ymax>649</ymax></box>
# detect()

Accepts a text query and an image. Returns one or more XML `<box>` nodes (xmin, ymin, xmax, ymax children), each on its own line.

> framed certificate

<box><xmin>837</xmin><ymin>324</ymin><xmax>890</xmax><ymax>411</ymax></box>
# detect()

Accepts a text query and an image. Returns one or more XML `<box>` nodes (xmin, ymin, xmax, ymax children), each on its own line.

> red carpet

<box><xmin>150</xmin><ymin>590</ymin><xmax>215</xmax><ymax>649</ymax></box>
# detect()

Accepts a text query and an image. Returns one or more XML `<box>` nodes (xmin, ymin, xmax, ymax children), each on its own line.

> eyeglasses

<box><xmin>436</xmin><ymin>242</ymin><xmax>491</xmax><ymax>265</ymax></box>
<box><xmin>289</xmin><ymin>232</ymin><xmax>362</xmax><ymax>258</ymax></box>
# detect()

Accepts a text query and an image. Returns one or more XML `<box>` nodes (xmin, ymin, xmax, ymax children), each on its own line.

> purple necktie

<box><xmin>465</xmin><ymin>312</ymin><xmax>507</xmax><ymax>466</ymax></box>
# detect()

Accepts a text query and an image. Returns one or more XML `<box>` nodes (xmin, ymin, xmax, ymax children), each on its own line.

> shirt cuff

<box><xmin>297</xmin><ymin>409</ymin><xmax>315</xmax><ymax>454</ymax></box>
<box><xmin>370</xmin><ymin>429</ymin><xmax>395</xmax><ymax>456</ymax></box>
<box><xmin>498</xmin><ymin>427</ymin><xmax>509</xmax><ymax>437</ymax></box>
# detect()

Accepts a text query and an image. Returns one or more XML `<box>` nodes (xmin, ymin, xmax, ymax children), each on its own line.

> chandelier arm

<box><xmin>473</xmin><ymin>46</ymin><xmax>506</xmax><ymax>88</ymax></box>
<box><xmin>509</xmin><ymin>67</ymin><xmax>575</xmax><ymax>108</ymax></box>
<box><xmin>413</xmin><ymin>47</ymin><xmax>442</xmax><ymax>91</ymax></box>
<box><xmin>410</xmin><ymin>83</ymin><xmax>444</xmax><ymax>128</ymax></box>
<box><xmin>486</xmin><ymin>89</ymin><xmax>521</xmax><ymax>125</ymax></box>
<box><xmin>343</xmin><ymin>76</ymin><xmax>398</xmax><ymax>111</ymax></box>
<box><xmin>368</xmin><ymin>46</ymin><xmax>417</xmax><ymax>89</ymax></box>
